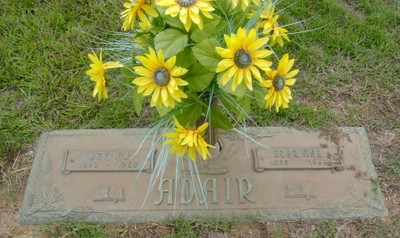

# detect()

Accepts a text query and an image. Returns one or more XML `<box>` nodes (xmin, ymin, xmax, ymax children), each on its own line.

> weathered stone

<box><xmin>20</xmin><ymin>127</ymin><xmax>387</xmax><ymax>224</ymax></box>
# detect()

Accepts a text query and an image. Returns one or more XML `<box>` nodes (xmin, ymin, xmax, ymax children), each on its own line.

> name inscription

<box><xmin>62</xmin><ymin>149</ymin><xmax>155</xmax><ymax>174</ymax></box>
<box><xmin>154</xmin><ymin>177</ymin><xmax>255</xmax><ymax>206</ymax></box>
<box><xmin>253</xmin><ymin>147</ymin><xmax>341</xmax><ymax>171</ymax></box>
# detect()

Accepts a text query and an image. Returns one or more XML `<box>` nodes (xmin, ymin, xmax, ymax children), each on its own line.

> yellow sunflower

<box><xmin>156</xmin><ymin>0</ymin><xmax>214</xmax><ymax>32</ymax></box>
<box><xmin>262</xmin><ymin>53</ymin><xmax>298</xmax><ymax>112</ymax></box>
<box><xmin>164</xmin><ymin>117</ymin><xmax>214</xmax><ymax>161</ymax></box>
<box><xmin>86</xmin><ymin>50</ymin><xmax>122</xmax><ymax>102</ymax></box>
<box><xmin>215</xmin><ymin>27</ymin><xmax>272</xmax><ymax>91</ymax></box>
<box><xmin>256</xmin><ymin>3</ymin><xmax>290</xmax><ymax>47</ymax></box>
<box><xmin>121</xmin><ymin>0</ymin><xmax>158</xmax><ymax>31</ymax></box>
<box><xmin>132</xmin><ymin>48</ymin><xmax>188</xmax><ymax>108</ymax></box>
<box><xmin>230</xmin><ymin>0</ymin><xmax>261</xmax><ymax>11</ymax></box>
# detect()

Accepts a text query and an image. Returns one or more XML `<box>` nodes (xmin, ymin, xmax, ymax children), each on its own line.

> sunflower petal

<box><xmin>170</xmin><ymin>67</ymin><xmax>188</xmax><ymax>77</ymax></box>
<box><xmin>253</xmin><ymin>59</ymin><xmax>272</xmax><ymax>71</ymax></box>
<box><xmin>216</xmin><ymin>47</ymin><xmax>233</xmax><ymax>58</ymax></box>
<box><xmin>285</xmin><ymin>78</ymin><xmax>296</xmax><ymax>86</ymax></box>
<box><xmin>165</xmin><ymin>56</ymin><xmax>176</xmax><ymax>69</ymax></box>
<box><xmin>216</xmin><ymin>59</ymin><xmax>234</xmax><ymax>72</ymax></box>
<box><xmin>286</xmin><ymin>69</ymin><xmax>299</xmax><ymax>78</ymax></box>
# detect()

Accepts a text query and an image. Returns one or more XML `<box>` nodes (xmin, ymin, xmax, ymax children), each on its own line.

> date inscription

<box><xmin>62</xmin><ymin>149</ymin><xmax>155</xmax><ymax>174</ymax></box>
<box><xmin>253</xmin><ymin>147</ymin><xmax>339</xmax><ymax>171</ymax></box>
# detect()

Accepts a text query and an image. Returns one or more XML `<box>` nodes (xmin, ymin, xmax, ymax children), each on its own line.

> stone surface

<box><xmin>20</xmin><ymin>127</ymin><xmax>387</xmax><ymax>224</ymax></box>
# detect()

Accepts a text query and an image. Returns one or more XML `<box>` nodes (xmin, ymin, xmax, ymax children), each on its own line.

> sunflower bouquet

<box><xmin>86</xmin><ymin>0</ymin><xmax>298</xmax><ymax>163</ymax></box>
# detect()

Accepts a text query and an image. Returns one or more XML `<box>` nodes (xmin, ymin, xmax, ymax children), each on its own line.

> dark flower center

<box><xmin>178</xmin><ymin>0</ymin><xmax>196</xmax><ymax>7</ymax></box>
<box><xmin>234</xmin><ymin>49</ymin><xmax>252</xmax><ymax>69</ymax></box>
<box><xmin>273</xmin><ymin>75</ymin><xmax>285</xmax><ymax>91</ymax></box>
<box><xmin>153</xmin><ymin>67</ymin><xmax>170</xmax><ymax>86</ymax></box>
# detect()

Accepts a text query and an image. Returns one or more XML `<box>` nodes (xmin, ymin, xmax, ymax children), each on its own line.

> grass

<box><xmin>0</xmin><ymin>0</ymin><xmax>137</xmax><ymax>162</ymax></box>
<box><xmin>0</xmin><ymin>0</ymin><xmax>399</xmax><ymax>237</ymax></box>
<box><xmin>40</xmin><ymin>221</ymin><xmax>108</xmax><ymax>238</ymax></box>
<box><xmin>37</xmin><ymin>217</ymin><xmax>231</xmax><ymax>238</ymax></box>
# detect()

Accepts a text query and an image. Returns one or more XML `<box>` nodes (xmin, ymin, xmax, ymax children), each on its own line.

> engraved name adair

<box><xmin>154</xmin><ymin>177</ymin><xmax>255</xmax><ymax>206</ymax></box>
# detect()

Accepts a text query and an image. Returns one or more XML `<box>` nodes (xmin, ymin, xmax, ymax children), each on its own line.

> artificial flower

<box><xmin>156</xmin><ymin>0</ymin><xmax>214</xmax><ymax>32</ymax></box>
<box><xmin>164</xmin><ymin>117</ymin><xmax>214</xmax><ymax>161</ymax></box>
<box><xmin>262</xmin><ymin>53</ymin><xmax>298</xmax><ymax>111</ymax></box>
<box><xmin>256</xmin><ymin>2</ymin><xmax>290</xmax><ymax>47</ymax></box>
<box><xmin>215</xmin><ymin>27</ymin><xmax>272</xmax><ymax>91</ymax></box>
<box><xmin>132</xmin><ymin>48</ymin><xmax>188</xmax><ymax>108</ymax></box>
<box><xmin>121</xmin><ymin>0</ymin><xmax>158</xmax><ymax>31</ymax></box>
<box><xmin>230</xmin><ymin>0</ymin><xmax>261</xmax><ymax>11</ymax></box>
<box><xmin>86</xmin><ymin>50</ymin><xmax>122</xmax><ymax>101</ymax></box>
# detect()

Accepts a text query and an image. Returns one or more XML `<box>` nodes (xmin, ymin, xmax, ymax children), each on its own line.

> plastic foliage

<box><xmin>85</xmin><ymin>0</ymin><xmax>304</xmax><ymax>205</ymax></box>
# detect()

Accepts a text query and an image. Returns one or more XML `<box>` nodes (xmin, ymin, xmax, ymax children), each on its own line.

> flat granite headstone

<box><xmin>20</xmin><ymin>127</ymin><xmax>387</xmax><ymax>224</ymax></box>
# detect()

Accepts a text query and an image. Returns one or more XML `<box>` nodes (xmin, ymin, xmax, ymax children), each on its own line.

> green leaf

<box><xmin>133</xmin><ymin>32</ymin><xmax>153</xmax><ymax>49</ymax></box>
<box><xmin>154</xmin><ymin>28</ymin><xmax>188</xmax><ymax>58</ymax></box>
<box><xmin>217</xmin><ymin>0</ymin><xmax>231</xmax><ymax>12</ymax></box>
<box><xmin>209</xmin><ymin>105</ymin><xmax>233</xmax><ymax>130</ymax></box>
<box><xmin>163</xmin><ymin>15</ymin><xmax>185</xmax><ymax>30</ymax></box>
<box><xmin>217</xmin><ymin>73</ymin><xmax>248</xmax><ymax>98</ymax></box>
<box><xmin>120</xmin><ymin>65</ymin><xmax>135</xmax><ymax>83</ymax></box>
<box><xmin>174</xmin><ymin>98</ymin><xmax>204</xmax><ymax>127</ymax></box>
<box><xmin>236</xmin><ymin>95</ymin><xmax>252</xmax><ymax>121</ymax></box>
<box><xmin>175</xmin><ymin>47</ymin><xmax>196</xmax><ymax>68</ymax></box>
<box><xmin>191</xmin><ymin>16</ymin><xmax>220</xmax><ymax>43</ymax></box>
<box><xmin>219</xmin><ymin>93</ymin><xmax>236</xmax><ymax>113</ymax></box>
<box><xmin>216</xmin><ymin>19</ymin><xmax>228</xmax><ymax>33</ymax></box>
<box><xmin>156</xmin><ymin>105</ymin><xmax>172</xmax><ymax>116</ymax></box>
<box><xmin>132</xmin><ymin>88</ymin><xmax>144</xmax><ymax>116</ymax></box>
<box><xmin>185</xmin><ymin>62</ymin><xmax>215</xmax><ymax>92</ymax></box>
<box><xmin>253</xmin><ymin>82</ymin><xmax>268</xmax><ymax>108</ymax></box>
<box><xmin>149</xmin><ymin>16</ymin><xmax>166</xmax><ymax>33</ymax></box>
<box><xmin>192</xmin><ymin>38</ymin><xmax>221</xmax><ymax>71</ymax></box>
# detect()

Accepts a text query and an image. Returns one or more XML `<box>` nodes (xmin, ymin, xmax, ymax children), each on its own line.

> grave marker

<box><xmin>20</xmin><ymin>127</ymin><xmax>387</xmax><ymax>224</ymax></box>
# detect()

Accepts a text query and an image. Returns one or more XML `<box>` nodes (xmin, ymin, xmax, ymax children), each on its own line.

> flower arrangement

<box><xmin>86</xmin><ymin>0</ymin><xmax>299</xmax><ymax>163</ymax></box>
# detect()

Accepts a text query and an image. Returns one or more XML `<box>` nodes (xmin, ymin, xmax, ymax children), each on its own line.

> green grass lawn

<box><xmin>1</xmin><ymin>0</ymin><xmax>399</xmax><ymax>237</ymax></box>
